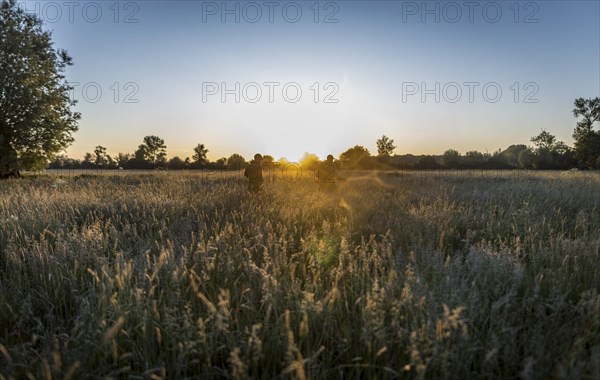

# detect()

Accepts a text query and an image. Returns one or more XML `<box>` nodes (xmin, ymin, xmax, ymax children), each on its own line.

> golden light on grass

<box><xmin>0</xmin><ymin>171</ymin><xmax>598</xmax><ymax>378</ymax></box>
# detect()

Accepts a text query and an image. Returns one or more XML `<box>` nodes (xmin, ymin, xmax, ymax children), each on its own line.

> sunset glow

<box><xmin>16</xmin><ymin>0</ymin><xmax>600</xmax><ymax>161</ymax></box>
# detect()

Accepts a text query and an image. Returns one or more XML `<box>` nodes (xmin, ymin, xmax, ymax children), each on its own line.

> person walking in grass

<box><xmin>315</xmin><ymin>154</ymin><xmax>340</xmax><ymax>192</ymax></box>
<box><xmin>244</xmin><ymin>153</ymin><xmax>264</xmax><ymax>193</ymax></box>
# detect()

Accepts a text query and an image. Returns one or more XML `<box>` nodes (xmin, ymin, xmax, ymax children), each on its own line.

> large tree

<box><xmin>530</xmin><ymin>130</ymin><xmax>574</xmax><ymax>169</ymax></box>
<box><xmin>339</xmin><ymin>145</ymin><xmax>371</xmax><ymax>169</ymax></box>
<box><xmin>135</xmin><ymin>135</ymin><xmax>167</xmax><ymax>167</ymax></box>
<box><xmin>0</xmin><ymin>0</ymin><xmax>80</xmax><ymax>177</ymax></box>
<box><xmin>192</xmin><ymin>143</ymin><xmax>209</xmax><ymax>168</ymax></box>
<box><xmin>572</xmin><ymin>97</ymin><xmax>600</xmax><ymax>168</ymax></box>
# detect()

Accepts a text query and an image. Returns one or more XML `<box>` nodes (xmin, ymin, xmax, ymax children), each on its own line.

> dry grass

<box><xmin>0</xmin><ymin>171</ymin><xmax>599</xmax><ymax>379</ymax></box>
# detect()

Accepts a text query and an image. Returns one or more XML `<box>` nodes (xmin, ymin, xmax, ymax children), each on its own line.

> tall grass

<box><xmin>0</xmin><ymin>171</ymin><xmax>598</xmax><ymax>379</ymax></box>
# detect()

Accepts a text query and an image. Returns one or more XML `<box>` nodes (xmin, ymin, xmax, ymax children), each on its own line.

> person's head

<box><xmin>327</xmin><ymin>154</ymin><xmax>334</xmax><ymax>162</ymax></box>
<box><xmin>254</xmin><ymin>153</ymin><xmax>263</xmax><ymax>162</ymax></box>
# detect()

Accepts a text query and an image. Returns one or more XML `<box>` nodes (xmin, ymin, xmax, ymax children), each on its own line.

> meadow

<box><xmin>0</xmin><ymin>170</ymin><xmax>599</xmax><ymax>379</ymax></box>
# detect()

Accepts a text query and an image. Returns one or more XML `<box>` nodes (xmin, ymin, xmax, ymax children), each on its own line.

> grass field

<box><xmin>0</xmin><ymin>171</ymin><xmax>599</xmax><ymax>379</ymax></box>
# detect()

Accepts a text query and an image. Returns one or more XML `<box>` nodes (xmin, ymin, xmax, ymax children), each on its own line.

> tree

<box><xmin>572</xmin><ymin>97</ymin><xmax>600</xmax><ymax>168</ymax></box>
<box><xmin>82</xmin><ymin>152</ymin><xmax>95</xmax><ymax>168</ymax></box>
<box><xmin>530</xmin><ymin>131</ymin><xmax>574</xmax><ymax>169</ymax></box>
<box><xmin>226</xmin><ymin>153</ymin><xmax>246</xmax><ymax>170</ymax></box>
<box><xmin>94</xmin><ymin>145</ymin><xmax>109</xmax><ymax>167</ymax></box>
<box><xmin>48</xmin><ymin>154</ymin><xmax>80</xmax><ymax>169</ymax></box>
<box><xmin>135</xmin><ymin>135</ymin><xmax>167</xmax><ymax>167</ymax></box>
<box><xmin>442</xmin><ymin>149</ymin><xmax>461</xmax><ymax>168</ymax></box>
<box><xmin>518</xmin><ymin>148</ymin><xmax>535</xmax><ymax>169</ymax></box>
<box><xmin>339</xmin><ymin>145</ymin><xmax>370</xmax><ymax>169</ymax></box>
<box><xmin>502</xmin><ymin>145</ymin><xmax>528</xmax><ymax>168</ymax></box>
<box><xmin>573</xmin><ymin>97</ymin><xmax>600</xmax><ymax>138</ymax></box>
<box><xmin>417</xmin><ymin>156</ymin><xmax>439</xmax><ymax>170</ymax></box>
<box><xmin>212</xmin><ymin>157</ymin><xmax>227</xmax><ymax>170</ymax></box>
<box><xmin>115</xmin><ymin>153</ymin><xmax>132</xmax><ymax>168</ymax></box>
<box><xmin>573</xmin><ymin>132</ymin><xmax>600</xmax><ymax>169</ymax></box>
<box><xmin>130</xmin><ymin>147</ymin><xmax>149</xmax><ymax>169</ymax></box>
<box><xmin>192</xmin><ymin>143</ymin><xmax>209</xmax><ymax>168</ymax></box>
<box><xmin>0</xmin><ymin>0</ymin><xmax>80</xmax><ymax>178</ymax></box>
<box><xmin>530</xmin><ymin>130</ymin><xmax>556</xmax><ymax>150</ymax></box>
<box><xmin>463</xmin><ymin>151</ymin><xmax>487</xmax><ymax>167</ymax></box>
<box><xmin>299</xmin><ymin>152</ymin><xmax>319</xmax><ymax>170</ymax></box>
<box><xmin>210</xmin><ymin>157</ymin><xmax>227</xmax><ymax>170</ymax></box>
<box><xmin>487</xmin><ymin>149</ymin><xmax>508</xmax><ymax>168</ymax></box>
<box><xmin>376</xmin><ymin>135</ymin><xmax>396</xmax><ymax>157</ymax></box>
<box><xmin>167</xmin><ymin>156</ymin><xmax>186</xmax><ymax>170</ymax></box>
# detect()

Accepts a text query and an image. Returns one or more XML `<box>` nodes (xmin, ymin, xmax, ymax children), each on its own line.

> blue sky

<box><xmin>20</xmin><ymin>0</ymin><xmax>600</xmax><ymax>161</ymax></box>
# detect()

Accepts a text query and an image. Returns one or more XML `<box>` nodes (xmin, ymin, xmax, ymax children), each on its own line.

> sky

<box><xmin>18</xmin><ymin>0</ymin><xmax>600</xmax><ymax>162</ymax></box>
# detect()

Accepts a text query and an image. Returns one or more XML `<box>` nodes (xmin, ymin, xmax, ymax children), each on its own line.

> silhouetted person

<box><xmin>315</xmin><ymin>154</ymin><xmax>340</xmax><ymax>192</ymax></box>
<box><xmin>244</xmin><ymin>153</ymin><xmax>263</xmax><ymax>193</ymax></box>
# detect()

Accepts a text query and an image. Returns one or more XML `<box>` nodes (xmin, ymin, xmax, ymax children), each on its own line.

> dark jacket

<box><xmin>244</xmin><ymin>160</ymin><xmax>263</xmax><ymax>192</ymax></box>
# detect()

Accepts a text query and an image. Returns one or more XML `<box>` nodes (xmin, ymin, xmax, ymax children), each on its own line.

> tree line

<box><xmin>48</xmin><ymin>138</ymin><xmax>253</xmax><ymax>171</ymax></box>
<box><xmin>48</xmin><ymin>98</ymin><xmax>600</xmax><ymax>172</ymax></box>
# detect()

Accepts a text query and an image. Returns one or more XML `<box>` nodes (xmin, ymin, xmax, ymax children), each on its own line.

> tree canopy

<box><xmin>376</xmin><ymin>135</ymin><xmax>396</xmax><ymax>157</ymax></box>
<box><xmin>340</xmin><ymin>145</ymin><xmax>371</xmax><ymax>169</ymax></box>
<box><xmin>135</xmin><ymin>136</ymin><xmax>167</xmax><ymax>167</ymax></box>
<box><xmin>227</xmin><ymin>153</ymin><xmax>247</xmax><ymax>170</ymax></box>
<box><xmin>442</xmin><ymin>149</ymin><xmax>461</xmax><ymax>167</ymax></box>
<box><xmin>192</xmin><ymin>143</ymin><xmax>209</xmax><ymax>168</ymax></box>
<box><xmin>299</xmin><ymin>152</ymin><xmax>319</xmax><ymax>169</ymax></box>
<box><xmin>0</xmin><ymin>0</ymin><xmax>80</xmax><ymax>177</ymax></box>
<box><xmin>572</xmin><ymin>97</ymin><xmax>600</xmax><ymax>169</ymax></box>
